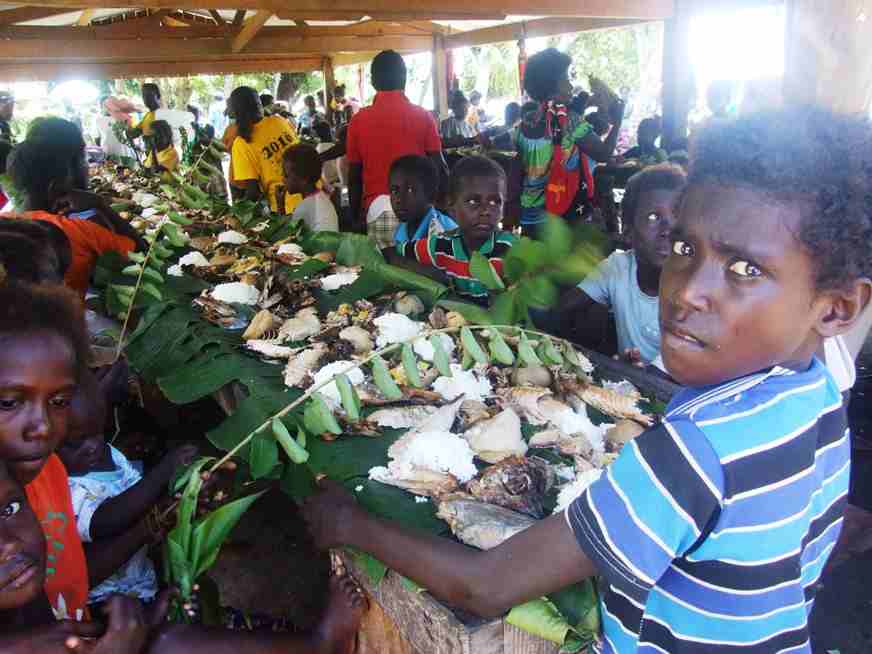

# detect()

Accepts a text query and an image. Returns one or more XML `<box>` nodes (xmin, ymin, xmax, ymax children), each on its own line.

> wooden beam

<box><xmin>232</xmin><ymin>9</ymin><xmax>245</xmax><ymax>26</ymax></box>
<box><xmin>0</xmin><ymin>57</ymin><xmax>324</xmax><ymax>82</ymax></box>
<box><xmin>11</xmin><ymin>1</ymin><xmax>674</xmax><ymax>20</ymax></box>
<box><xmin>208</xmin><ymin>9</ymin><xmax>227</xmax><ymax>25</ymax></box>
<box><xmin>432</xmin><ymin>34</ymin><xmax>449</xmax><ymax>118</ymax></box>
<box><xmin>331</xmin><ymin>51</ymin><xmax>380</xmax><ymax>68</ymax></box>
<box><xmin>322</xmin><ymin>56</ymin><xmax>336</xmax><ymax>125</ymax></box>
<box><xmin>446</xmin><ymin>16</ymin><xmax>646</xmax><ymax>49</ymax></box>
<box><xmin>75</xmin><ymin>8</ymin><xmax>93</xmax><ymax>25</ymax></box>
<box><xmin>163</xmin><ymin>15</ymin><xmax>190</xmax><ymax>27</ymax></box>
<box><xmin>231</xmin><ymin>9</ymin><xmax>271</xmax><ymax>53</ymax></box>
<box><xmin>661</xmin><ymin>0</ymin><xmax>692</xmax><ymax>149</ymax></box>
<box><xmin>0</xmin><ymin>6</ymin><xmax>81</xmax><ymax>25</ymax></box>
<box><xmin>275</xmin><ymin>10</ymin><xmax>506</xmax><ymax>21</ymax></box>
<box><xmin>0</xmin><ymin>33</ymin><xmax>433</xmax><ymax>59</ymax></box>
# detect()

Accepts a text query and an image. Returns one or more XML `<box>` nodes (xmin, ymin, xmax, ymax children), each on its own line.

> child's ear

<box><xmin>815</xmin><ymin>277</ymin><xmax>872</xmax><ymax>338</ymax></box>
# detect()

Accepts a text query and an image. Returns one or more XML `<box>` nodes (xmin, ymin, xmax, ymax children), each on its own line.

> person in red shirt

<box><xmin>346</xmin><ymin>49</ymin><xmax>446</xmax><ymax>247</ymax></box>
<box><xmin>2</xmin><ymin>119</ymin><xmax>144</xmax><ymax>299</ymax></box>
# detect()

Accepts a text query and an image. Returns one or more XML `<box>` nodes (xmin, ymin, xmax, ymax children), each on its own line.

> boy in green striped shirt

<box><xmin>390</xmin><ymin>156</ymin><xmax>518</xmax><ymax>304</ymax></box>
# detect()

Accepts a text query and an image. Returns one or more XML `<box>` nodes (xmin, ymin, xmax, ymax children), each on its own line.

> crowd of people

<box><xmin>0</xmin><ymin>42</ymin><xmax>870</xmax><ymax>654</ymax></box>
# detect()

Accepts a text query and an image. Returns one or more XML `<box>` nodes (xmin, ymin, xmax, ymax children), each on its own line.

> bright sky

<box><xmin>690</xmin><ymin>4</ymin><xmax>786</xmax><ymax>86</ymax></box>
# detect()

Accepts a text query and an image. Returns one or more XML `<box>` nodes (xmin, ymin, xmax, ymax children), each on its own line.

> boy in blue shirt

<box><xmin>388</xmin><ymin>154</ymin><xmax>456</xmax><ymax>246</ymax></box>
<box><xmin>557</xmin><ymin>163</ymin><xmax>686</xmax><ymax>364</ymax></box>
<box><xmin>301</xmin><ymin>107</ymin><xmax>872</xmax><ymax>653</ymax></box>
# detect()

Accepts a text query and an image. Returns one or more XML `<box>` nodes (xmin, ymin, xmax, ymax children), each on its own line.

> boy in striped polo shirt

<box><xmin>303</xmin><ymin>107</ymin><xmax>871</xmax><ymax>653</ymax></box>
<box><xmin>390</xmin><ymin>155</ymin><xmax>518</xmax><ymax>304</ymax></box>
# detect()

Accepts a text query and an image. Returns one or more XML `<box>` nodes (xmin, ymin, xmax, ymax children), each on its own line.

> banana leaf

<box><xmin>437</xmin><ymin>299</ymin><xmax>494</xmax><ymax>325</ymax></box>
<box><xmin>345</xmin><ymin>547</ymin><xmax>388</xmax><ymax>586</ymax></box>
<box><xmin>335</xmin><ymin>233</ymin><xmax>385</xmax><ymax>267</ymax></box>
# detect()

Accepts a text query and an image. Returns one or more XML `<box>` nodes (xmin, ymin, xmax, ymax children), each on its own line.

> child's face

<box><xmin>631</xmin><ymin>188</ymin><xmax>680</xmax><ymax>269</ymax></box>
<box><xmin>390</xmin><ymin>170</ymin><xmax>432</xmax><ymax>226</ymax></box>
<box><xmin>282</xmin><ymin>159</ymin><xmax>306</xmax><ymax>196</ymax></box>
<box><xmin>660</xmin><ymin>184</ymin><xmax>825</xmax><ymax>387</ymax></box>
<box><xmin>0</xmin><ymin>331</ymin><xmax>77</xmax><ymax>485</ymax></box>
<box><xmin>56</xmin><ymin>389</ymin><xmax>107</xmax><ymax>477</ymax></box>
<box><xmin>0</xmin><ymin>471</ymin><xmax>45</xmax><ymax>610</ymax></box>
<box><xmin>452</xmin><ymin>175</ymin><xmax>505</xmax><ymax>245</ymax></box>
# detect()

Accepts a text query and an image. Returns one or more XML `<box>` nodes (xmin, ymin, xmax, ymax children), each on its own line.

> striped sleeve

<box><xmin>566</xmin><ymin>419</ymin><xmax>724</xmax><ymax>604</ymax></box>
<box><xmin>396</xmin><ymin>235</ymin><xmax>436</xmax><ymax>266</ymax></box>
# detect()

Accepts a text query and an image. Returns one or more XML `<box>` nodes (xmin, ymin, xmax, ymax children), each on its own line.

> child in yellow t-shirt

<box><xmin>149</xmin><ymin>120</ymin><xmax>179</xmax><ymax>173</ymax></box>
<box><xmin>229</xmin><ymin>87</ymin><xmax>299</xmax><ymax>212</ymax></box>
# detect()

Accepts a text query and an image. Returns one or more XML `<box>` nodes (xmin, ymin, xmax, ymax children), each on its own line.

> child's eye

<box><xmin>729</xmin><ymin>260</ymin><xmax>762</xmax><ymax>278</ymax></box>
<box><xmin>672</xmin><ymin>240</ymin><xmax>693</xmax><ymax>257</ymax></box>
<box><xmin>646</xmin><ymin>212</ymin><xmax>659</xmax><ymax>222</ymax></box>
<box><xmin>1</xmin><ymin>501</ymin><xmax>21</xmax><ymax>519</ymax></box>
<box><xmin>49</xmin><ymin>395</ymin><xmax>72</xmax><ymax>409</ymax></box>
<box><xmin>0</xmin><ymin>398</ymin><xmax>18</xmax><ymax>411</ymax></box>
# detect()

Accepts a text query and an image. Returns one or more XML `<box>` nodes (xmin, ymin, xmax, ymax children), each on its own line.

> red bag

<box><xmin>544</xmin><ymin>101</ymin><xmax>580</xmax><ymax>216</ymax></box>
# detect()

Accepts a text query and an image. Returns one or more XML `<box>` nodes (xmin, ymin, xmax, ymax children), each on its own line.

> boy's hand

<box><xmin>51</xmin><ymin>189</ymin><xmax>106</xmax><ymax>216</ymax></box>
<box><xmin>0</xmin><ymin>620</ymin><xmax>102</xmax><ymax>654</ymax></box>
<box><xmin>609</xmin><ymin>98</ymin><xmax>626</xmax><ymax>124</ymax></box>
<box><xmin>301</xmin><ymin>478</ymin><xmax>367</xmax><ymax>550</ymax></box>
<box><xmin>613</xmin><ymin>348</ymin><xmax>645</xmax><ymax>368</ymax></box>
<box><xmin>167</xmin><ymin>444</ymin><xmax>199</xmax><ymax>472</ymax></box>
<box><xmin>65</xmin><ymin>592</ymin><xmax>171</xmax><ymax>654</ymax></box>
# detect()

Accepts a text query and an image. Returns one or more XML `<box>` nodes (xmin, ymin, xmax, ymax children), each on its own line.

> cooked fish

<box><xmin>466</xmin><ymin>456</ymin><xmax>554</xmax><ymax>518</ymax></box>
<box><xmin>436</xmin><ymin>494</ymin><xmax>536</xmax><ymax>550</ymax></box>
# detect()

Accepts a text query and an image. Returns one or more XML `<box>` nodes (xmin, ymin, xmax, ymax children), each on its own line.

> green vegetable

<box><xmin>540</xmin><ymin>337</ymin><xmax>564</xmax><ymax>366</ymax></box>
<box><xmin>111</xmin><ymin>283</ymin><xmax>135</xmax><ymax>297</ymax></box>
<box><xmin>272</xmin><ymin>418</ymin><xmax>309</xmax><ymax>464</ymax></box>
<box><xmin>469</xmin><ymin>251</ymin><xmax>505</xmax><ymax>291</ymax></box>
<box><xmin>142</xmin><ymin>267</ymin><xmax>165</xmax><ymax>284</ymax></box>
<box><xmin>518</xmin><ymin>331</ymin><xmax>541</xmax><ymax>367</ymax></box>
<box><xmin>296</xmin><ymin>427</ymin><xmax>307</xmax><ymax>448</ymax></box>
<box><xmin>169</xmin><ymin>211</ymin><xmax>194</xmax><ymax>226</ymax></box>
<box><xmin>128</xmin><ymin>252</ymin><xmax>146</xmax><ymax>264</ymax></box>
<box><xmin>122</xmin><ymin>264</ymin><xmax>142</xmax><ymax>277</ymax></box>
<box><xmin>141</xmin><ymin>282</ymin><xmax>164</xmax><ymax>301</ymax></box>
<box><xmin>152</xmin><ymin>242</ymin><xmax>174</xmax><ymax>259</ymax></box>
<box><xmin>303</xmin><ymin>393</ymin><xmax>342</xmax><ymax>436</ymax></box>
<box><xmin>401</xmin><ymin>344</ymin><xmax>423</xmax><ymax>388</ymax></box>
<box><xmin>488</xmin><ymin>329</ymin><xmax>515</xmax><ymax>365</ymax></box>
<box><xmin>371</xmin><ymin>356</ymin><xmax>403</xmax><ymax>400</ymax></box>
<box><xmin>335</xmin><ymin>373</ymin><xmax>361</xmax><ymax>422</ymax></box>
<box><xmin>461</xmin><ymin>349</ymin><xmax>474</xmax><ymax>370</ymax></box>
<box><xmin>460</xmin><ymin>327</ymin><xmax>488</xmax><ymax>365</ymax></box>
<box><xmin>430</xmin><ymin>335</ymin><xmax>453</xmax><ymax>377</ymax></box>
<box><xmin>162</xmin><ymin>223</ymin><xmax>187</xmax><ymax>247</ymax></box>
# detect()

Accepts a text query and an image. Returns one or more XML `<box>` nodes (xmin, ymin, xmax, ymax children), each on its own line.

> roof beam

<box><xmin>0</xmin><ymin>6</ymin><xmax>81</xmax><ymax>24</ymax></box>
<box><xmin>0</xmin><ymin>57</ymin><xmax>324</xmax><ymax>82</ymax></box>
<box><xmin>232</xmin><ymin>9</ymin><xmax>245</xmax><ymax>26</ymax></box>
<box><xmin>10</xmin><ymin>1</ymin><xmax>673</xmax><ymax>20</ymax></box>
<box><xmin>0</xmin><ymin>33</ymin><xmax>432</xmax><ymax>60</ymax></box>
<box><xmin>208</xmin><ymin>9</ymin><xmax>227</xmax><ymax>25</ymax></box>
<box><xmin>231</xmin><ymin>9</ymin><xmax>270</xmax><ymax>52</ymax></box>
<box><xmin>0</xmin><ymin>22</ymin><xmax>438</xmax><ymax>40</ymax></box>
<box><xmin>446</xmin><ymin>16</ymin><xmax>648</xmax><ymax>49</ymax></box>
<box><xmin>75</xmin><ymin>8</ymin><xmax>93</xmax><ymax>25</ymax></box>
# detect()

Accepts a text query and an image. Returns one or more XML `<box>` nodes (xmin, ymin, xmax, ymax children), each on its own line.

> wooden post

<box><xmin>357</xmin><ymin>62</ymin><xmax>366</xmax><ymax>105</ymax></box>
<box><xmin>432</xmin><ymin>33</ymin><xmax>449</xmax><ymax>119</ymax></box>
<box><xmin>660</xmin><ymin>0</ymin><xmax>693</xmax><ymax>150</ymax></box>
<box><xmin>784</xmin><ymin>0</ymin><xmax>872</xmax><ymax>113</ymax></box>
<box><xmin>323</xmin><ymin>55</ymin><xmax>336</xmax><ymax>126</ymax></box>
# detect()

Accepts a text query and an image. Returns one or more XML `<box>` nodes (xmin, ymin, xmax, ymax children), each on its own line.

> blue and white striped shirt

<box><xmin>567</xmin><ymin>358</ymin><xmax>848</xmax><ymax>653</ymax></box>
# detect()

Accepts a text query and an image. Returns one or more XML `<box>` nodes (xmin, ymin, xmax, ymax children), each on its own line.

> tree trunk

<box><xmin>277</xmin><ymin>72</ymin><xmax>309</xmax><ymax>106</ymax></box>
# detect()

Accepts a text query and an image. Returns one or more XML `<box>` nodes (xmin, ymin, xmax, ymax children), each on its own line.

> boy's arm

<box><xmin>84</xmin><ymin>520</ymin><xmax>155</xmax><ymax>587</ymax></box>
<box><xmin>347</xmin><ymin>163</ymin><xmax>364</xmax><ymax>231</ymax></box>
<box><xmin>302</xmin><ymin>481</ymin><xmax>596</xmax><ymax>618</ymax></box>
<box><xmin>89</xmin><ymin>444</ymin><xmax>198</xmax><ymax>540</ymax></box>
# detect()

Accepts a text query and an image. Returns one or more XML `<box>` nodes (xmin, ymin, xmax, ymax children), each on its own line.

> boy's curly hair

<box><xmin>690</xmin><ymin>107</ymin><xmax>872</xmax><ymax>291</ymax></box>
<box><xmin>523</xmin><ymin>48</ymin><xmax>572</xmax><ymax>102</ymax></box>
<box><xmin>448</xmin><ymin>155</ymin><xmax>506</xmax><ymax>200</ymax></box>
<box><xmin>623</xmin><ymin>163</ymin><xmax>686</xmax><ymax>229</ymax></box>
<box><xmin>0</xmin><ymin>281</ymin><xmax>89</xmax><ymax>378</ymax></box>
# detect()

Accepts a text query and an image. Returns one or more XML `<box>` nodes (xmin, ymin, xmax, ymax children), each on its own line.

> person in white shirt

<box><xmin>282</xmin><ymin>143</ymin><xmax>338</xmax><ymax>231</ymax></box>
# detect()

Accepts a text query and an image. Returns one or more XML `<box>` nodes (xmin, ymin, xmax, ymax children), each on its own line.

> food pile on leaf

<box><xmin>91</xmin><ymin>161</ymin><xmax>657</xmax><ymax>650</ymax></box>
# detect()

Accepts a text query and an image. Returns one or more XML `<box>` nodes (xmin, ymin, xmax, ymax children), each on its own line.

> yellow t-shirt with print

<box><xmin>231</xmin><ymin>115</ymin><xmax>298</xmax><ymax>212</ymax></box>
<box><xmin>134</xmin><ymin>111</ymin><xmax>157</xmax><ymax>166</ymax></box>
<box><xmin>156</xmin><ymin>144</ymin><xmax>179</xmax><ymax>172</ymax></box>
